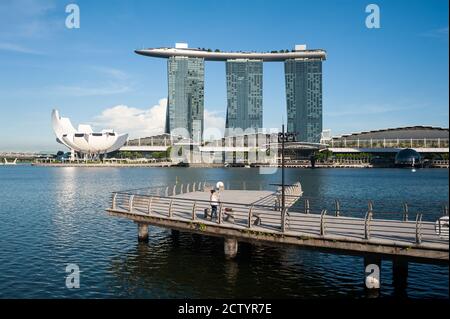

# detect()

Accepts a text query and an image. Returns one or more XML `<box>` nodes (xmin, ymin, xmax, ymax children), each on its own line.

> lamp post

<box><xmin>281</xmin><ymin>124</ymin><xmax>285</xmax><ymax>212</ymax></box>
<box><xmin>275</xmin><ymin>127</ymin><xmax>296</xmax><ymax>212</ymax></box>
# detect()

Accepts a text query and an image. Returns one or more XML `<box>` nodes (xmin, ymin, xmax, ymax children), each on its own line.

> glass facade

<box><xmin>166</xmin><ymin>56</ymin><xmax>205</xmax><ymax>141</ymax></box>
<box><xmin>285</xmin><ymin>59</ymin><xmax>323</xmax><ymax>143</ymax></box>
<box><xmin>225</xmin><ymin>59</ymin><xmax>263</xmax><ymax>136</ymax></box>
<box><xmin>395</xmin><ymin>148</ymin><xmax>422</xmax><ymax>166</ymax></box>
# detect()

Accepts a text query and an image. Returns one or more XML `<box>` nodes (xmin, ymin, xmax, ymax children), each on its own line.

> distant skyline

<box><xmin>0</xmin><ymin>0</ymin><xmax>448</xmax><ymax>152</ymax></box>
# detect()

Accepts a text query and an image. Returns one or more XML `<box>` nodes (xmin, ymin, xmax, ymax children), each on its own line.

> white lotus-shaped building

<box><xmin>52</xmin><ymin>109</ymin><xmax>128</xmax><ymax>156</ymax></box>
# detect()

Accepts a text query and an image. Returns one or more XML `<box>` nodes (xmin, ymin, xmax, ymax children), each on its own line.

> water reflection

<box><xmin>0</xmin><ymin>166</ymin><xmax>447</xmax><ymax>298</ymax></box>
<box><xmin>106</xmin><ymin>230</ymin><xmax>370</xmax><ymax>298</ymax></box>
<box><xmin>224</xmin><ymin>260</ymin><xmax>239</xmax><ymax>286</ymax></box>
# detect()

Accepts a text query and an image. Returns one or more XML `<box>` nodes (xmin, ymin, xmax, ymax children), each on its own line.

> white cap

<box><xmin>216</xmin><ymin>181</ymin><xmax>224</xmax><ymax>190</ymax></box>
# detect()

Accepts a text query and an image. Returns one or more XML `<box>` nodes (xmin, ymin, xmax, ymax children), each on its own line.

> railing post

<box><xmin>192</xmin><ymin>201</ymin><xmax>197</xmax><ymax>220</ymax></box>
<box><xmin>304</xmin><ymin>199</ymin><xmax>310</xmax><ymax>214</ymax></box>
<box><xmin>147</xmin><ymin>197</ymin><xmax>153</xmax><ymax>215</ymax></box>
<box><xmin>402</xmin><ymin>202</ymin><xmax>409</xmax><ymax>221</ymax></box>
<box><xmin>320</xmin><ymin>209</ymin><xmax>327</xmax><ymax>236</ymax></box>
<box><xmin>165</xmin><ymin>186</ymin><xmax>169</xmax><ymax>197</ymax></box>
<box><xmin>173</xmin><ymin>185</ymin><xmax>177</xmax><ymax>196</ymax></box>
<box><xmin>364</xmin><ymin>210</ymin><xmax>372</xmax><ymax>240</ymax></box>
<box><xmin>112</xmin><ymin>193</ymin><xmax>117</xmax><ymax>210</ymax></box>
<box><xmin>438</xmin><ymin>214</ymin><xmax>442</xmax><ymax>236</ymax></box>
<box><xmin>247</xmin><ymin>205</ymin><xmax>254</xmax><ymax>228</ymax></box>
<box><xmin>129</xmin><ymin>195</ymin><xmax>134</xmax><ymax>213</ymax></box>
<box><xmin>281</xmin><ymin>208</ymin><xmax>288</xmax><ymax>233</ymax></box>
<box><xmin>168</xmin><ymin>199</ymin><xmax>173</xmax><ymax>218</ymax></box>
<box><xmin>218</xmin><ymin>203</ymin><xmax>223</xmax><ymax>224</ymax></box>
<box><xmin>335</xmin><ymin>199</ymin><xmax>340</xmax><ymax>217</ymax></box>
<box><xmin>415</xmin><ymin>213</ymin><xmax>422</xmax><ymax>244</ymax></box>
<box><xmin>443</xmin><ymin>204</ymin><xmax>449</xmax><ymax>216</ymax></box>
<box><xmin>180</xmin><ymin>184</ymin><xmax>184</xmax><ymax>194</ymax></box>
<box><xmin>365</xmin><ymin>201</ymin><xmax>373</xmax><ymax>240</ymax></box>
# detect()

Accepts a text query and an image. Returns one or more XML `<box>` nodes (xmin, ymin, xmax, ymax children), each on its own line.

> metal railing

<box><xmin>328</xmin><ymin>138</ymin><xmax>449</xmax><ymax>149</ymax></box>
<box><xmin>109</xmin><ymin>182</ymin><xmax>449</xmax><ymax>247</ymax></box>
<box><xmin>119</xmin><ymin>179</ymin><xmax>288</xmax><ymax>197</ymax></box>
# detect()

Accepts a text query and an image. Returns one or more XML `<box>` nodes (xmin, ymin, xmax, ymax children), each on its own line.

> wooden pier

<box><xmin>106</xmin><ymin>181</ymin><xmax>448</xmax><ymax>291</ymax></box>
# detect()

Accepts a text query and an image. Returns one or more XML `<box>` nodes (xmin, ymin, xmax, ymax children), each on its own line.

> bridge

<box><xmin>325</xmin><ymin>135</ymin><xmax>449</xmax><ymax>154</ymax></box>
<box><xmin>0</xmin><ymin>152</ymin><xmax>50</xmax><ymax>161</ymax></box>
<box><xmin>119</xmin><ymin>145</ymin><xmax>169</xmax><ymax>152</ymax></box>
<box><xmin>106</xmin><ymin>181</ymin><xmax>448</xmax><ymax>291</ymax></box>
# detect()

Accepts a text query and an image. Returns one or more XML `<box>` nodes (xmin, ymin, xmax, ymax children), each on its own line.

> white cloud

<box><xmin>419</xmin><ymin>26</ymin><xmax>449</xmax><ymax>39</ymax></box>
<box><xmin>0</xmin><ymin>42</ymin><xmax>42</xmax><ymax>54</ymax></box>
<box><xmin>91</xmin><ymin>66</ymin><xmax>129</xmax><ymax>80</ymax></box>
<box><xmin>0</xmin><ymin>0</ymin><xmax>58</xmax><ymax>39</ymax></box>
<box><xmin>92</xmin><ymin>98</ymin><xmax>226</xmax><ymax>140</ymax></box>
<box><xmin>47</xmin><ymin>66</ymin><xmax>132</xmax><ymax>97</ymax></box>
<box><xmin>51</xmin><ymin>84</ymin><xmax>132</xmax><ymax>97</ymax></box>
<box><xmin>92</xmin><ymin>98</ymin><xmax>167</xmax><ymax>138</ymax></box>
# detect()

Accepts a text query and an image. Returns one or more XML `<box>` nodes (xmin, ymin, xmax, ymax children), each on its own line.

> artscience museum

<box><xmin>51</xmin><ymin>109</ymin><xmax>128</xmax><ymax>159</ymax></box>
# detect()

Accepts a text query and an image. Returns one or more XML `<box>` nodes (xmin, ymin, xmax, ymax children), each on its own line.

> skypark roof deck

<box><xmin>135</xmin><ymin>47</ymin><xmax>327</xmax><ymax>61</ymax></box>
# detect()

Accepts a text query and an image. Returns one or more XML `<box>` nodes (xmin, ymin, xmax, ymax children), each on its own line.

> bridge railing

<box><xmin>119</xmin><ymin>179</ymin><xmax>282</xmax><ymax>197</ymax></box>
<box><xmin>111</xmin><ymin>192</ymin><xmax>282</xmax><ymax>230</ymax></box>
<box><xmin>328</xmin><ymin>138</ymin><xmax>449</xmax><ymax>149</ymax></box>
<box><xmin>109</xmin><ymin>184</ymin><xmax>448</xmax><ymax>247</ymax></box>
<box><xmin>287</xmin><ymin>196</ymin><xmax>449</xmax><ymax>221</ymax></box>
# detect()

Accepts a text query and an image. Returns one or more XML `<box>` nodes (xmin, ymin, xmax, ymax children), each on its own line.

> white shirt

<box><xmin>210</xmin><ymin>193</ymin><xmax>220</xmax><ymax>206</ymax></box>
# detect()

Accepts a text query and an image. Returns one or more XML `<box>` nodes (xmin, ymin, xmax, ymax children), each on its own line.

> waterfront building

<box><xmin>135</xmin><ymin>43</ymin><xmax>327</xmax><ymax>141</ymax></box>
<box><xmin>285</xmin><ymin>58</ymin><xmax>323</xmax><ymax>143</ymax></box>
<box><xmin>51</xmin><ymin>109</ymin><xmax>128</xmax><ymax>159</ymax></box>
<box><xmin>225</xmin><ymin>59</ymin><xmax>263</xmax><ymax>135</ymax></box>
<box><xmin>326</xmin><ymin>126</ymin><xmax>449</xmax><ymax>150</ymax></box>
<box><xmin>324</xmin><ymin>126</ymin><xmax>449</xmax><ymax>166</ymax></box>
<box><xmin>395</xmin><ymin>148</ymin><xmax>422</xmax><ymax>167</ymax></box>
<box><xmin>114</xmin><ymin>126</ymin><xmax>449</xmax><ymax>165</ymax></box>
<box><xmin>167</xmin><ymin>55</ymin><xmax>205</xmax><ymax>142</ymax></box>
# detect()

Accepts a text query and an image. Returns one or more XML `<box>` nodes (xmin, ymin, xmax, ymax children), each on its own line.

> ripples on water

<box><xmin>0</xmin><ymin>166</ymin><xmax>447</xmax><ymax>298</ymax></box>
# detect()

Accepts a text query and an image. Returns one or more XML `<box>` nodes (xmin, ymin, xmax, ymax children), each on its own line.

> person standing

<box><xmin>210</xmin><ymin>189</ymin><xmax>220</xmax><ymax>220</ymax></box>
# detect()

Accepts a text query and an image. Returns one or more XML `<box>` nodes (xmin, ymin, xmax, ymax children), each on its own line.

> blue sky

<box><xmin>0</xmin><ymin>0</ymin><xmax>448</xmax><ymax>152</ymax></box>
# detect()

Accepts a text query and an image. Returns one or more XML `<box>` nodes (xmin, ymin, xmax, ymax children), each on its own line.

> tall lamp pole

<box><xmin>281</xmin><ymin>124</ymin><xmax>285</xmax><ymax>212</ymax></box>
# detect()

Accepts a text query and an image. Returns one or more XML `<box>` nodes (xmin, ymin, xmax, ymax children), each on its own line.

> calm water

<box><xmin>0</xmin><ymin>166</ymin><xmax>448</xmax><ymax>298</ymax></box>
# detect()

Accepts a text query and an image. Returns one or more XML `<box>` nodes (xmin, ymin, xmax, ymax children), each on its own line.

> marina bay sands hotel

<box><xmin>135</xmin><ymin>43</ymin><xmax>326</xmax><ymax>143</ymax></box>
